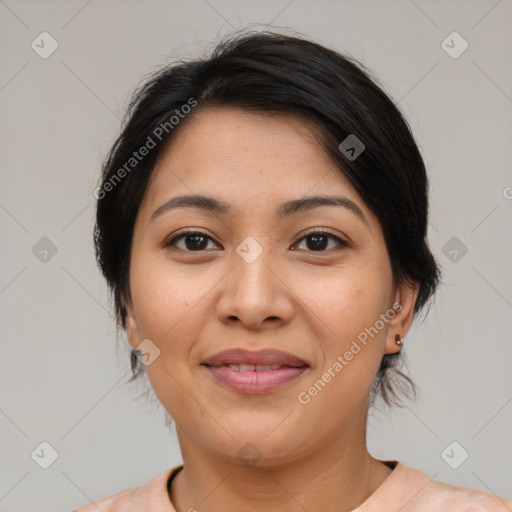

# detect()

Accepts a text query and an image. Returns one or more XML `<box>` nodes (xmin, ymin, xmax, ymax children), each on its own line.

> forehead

<box><xmin>140</xmin><ymin>106</ymin><xmax>371</xmax><ymax>222</ymax></box>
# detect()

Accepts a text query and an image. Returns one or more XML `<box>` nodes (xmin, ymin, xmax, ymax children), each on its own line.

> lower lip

<box><xmin>203</xmin><ymin>365</ymin><xmax>308</xmax><ymax>394</ymax></box>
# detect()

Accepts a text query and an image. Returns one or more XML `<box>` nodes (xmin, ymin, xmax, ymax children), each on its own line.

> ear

<box><xmin>383</xmin><ymin>280</ymin><xmax>419</xmax><ymax>355</ymax></box>
<box><xmin>124</xmin><ymin>298</ymin><xmax>141</xmax><ymax>351</ymax></box>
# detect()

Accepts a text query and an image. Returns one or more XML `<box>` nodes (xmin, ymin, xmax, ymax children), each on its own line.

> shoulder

<box><xmin>393</xmin><ymin>462</ymin><xmax>512</xmax><ymax>512</ymax></box>
<box><xmin>72</xmin><ymin>466</ymin><xmax>182</xmax><ymax>512</ymax></box>
<box><xmin>72</xmin><ymin>486</ymin><xmax>138</xmax><ymax>512</ymax></box>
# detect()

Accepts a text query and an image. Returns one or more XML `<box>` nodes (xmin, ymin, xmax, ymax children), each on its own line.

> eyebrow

<box><xmin>150</xmin><ymin>193</ymin><xmax>368</xmax><ymax>226</ymax></box>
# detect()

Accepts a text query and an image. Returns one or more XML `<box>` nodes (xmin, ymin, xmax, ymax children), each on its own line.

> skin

<box><xmin>124</xmin><ymin>106</ymin><xmax>419</xmax><ymax>512</ymax></box>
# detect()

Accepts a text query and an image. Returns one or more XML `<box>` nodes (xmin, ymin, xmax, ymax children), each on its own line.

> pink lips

<box><xmin>201</xmin><ymin>348</ymin><xmax>309</xmax><ymax>394</ymax></box>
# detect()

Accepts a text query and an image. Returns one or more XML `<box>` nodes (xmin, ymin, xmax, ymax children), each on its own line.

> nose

<box><xmin>215</xmin><ymin>238</ymin><xmax>294</xmax><ymax>331</ymax></box>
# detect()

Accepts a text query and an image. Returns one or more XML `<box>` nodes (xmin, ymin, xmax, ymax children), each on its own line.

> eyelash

<box><xmin>163</xmin><ymin>229</ymin><xmax>349</xmax><ymax>253</ymax></box>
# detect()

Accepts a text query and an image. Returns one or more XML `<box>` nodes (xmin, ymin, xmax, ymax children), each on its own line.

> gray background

<box><xmin>1</xmin><ymin>1</ymin><xmax>511</xmax><ymax>511</ymax></box>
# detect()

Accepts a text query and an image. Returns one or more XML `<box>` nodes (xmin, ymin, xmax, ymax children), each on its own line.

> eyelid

<box><xmin>292</xmin><ymin>228</ymin><xmax>349</xmax><ymax>250</ymax></box>
<box><xmin>163</xmin><ymin>229</ymin><xmax>221</xmax><ymax>250</ymax></box>
<box><xmin>163</xmin><ymin>228</ymin><xmax>349</xmax><ymax>252</ymax></box>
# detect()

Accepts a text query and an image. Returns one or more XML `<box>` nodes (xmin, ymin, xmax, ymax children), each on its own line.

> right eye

<box><xmin>163</xmin><ymin>231</ymin><xmax>221</xmax><ymax>252</ymax></box>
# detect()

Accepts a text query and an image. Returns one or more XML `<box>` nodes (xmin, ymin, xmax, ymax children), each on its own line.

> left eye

<box><xmin>293</xmin><ymin>231</ymin><xmax>348</xmax><ymax>252</ymax></box>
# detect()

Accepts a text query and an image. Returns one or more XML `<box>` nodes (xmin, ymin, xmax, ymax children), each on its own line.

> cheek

<box><xmin>296</xmin><ymin>277</ymin><xmax>388</xmax><ymax>416</ymax></box>
<box><xmin>129</xmin><ymin>258</ymin><xmax>205</xmax><ymax>414</ymax></box>
<box><xmin>129</xmin><ymin>254</ymin><xmax>209</xmax><ymax>353</ymax></box>
<box><xmin>305</xmin><ymin>262</ymin><xmax>391</xmax><ymax>346</ymax></box>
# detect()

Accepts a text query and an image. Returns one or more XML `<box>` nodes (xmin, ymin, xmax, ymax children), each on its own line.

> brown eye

<box><xmin>293</xmin><ymin>230</ymin><xmax>348</xmax><ymax>252</ymax></box>
<box><xmin>164</xmin><ymin>229</ymin><xmax>348</xmax><ymax>253</ymax></box>
<box><xmin>164</xmin><ymin>231</ymin><xmax>220</xmax><ymax>252</ymax></box>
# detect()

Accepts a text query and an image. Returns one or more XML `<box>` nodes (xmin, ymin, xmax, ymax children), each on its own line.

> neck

<box><xmin>170</xmin><ymin>410</ymin><xmax>392</xmax><ymax>512</ymax></box>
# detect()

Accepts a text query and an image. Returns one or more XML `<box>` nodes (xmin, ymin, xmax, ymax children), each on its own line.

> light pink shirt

<box><xmin>73</xmin><ymin>461</ymin><xmax>512</xmax><ymax>511</ymax></box>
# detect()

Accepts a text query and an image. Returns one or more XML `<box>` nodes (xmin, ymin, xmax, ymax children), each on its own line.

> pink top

<box><xmin>73</xmin><ymin>461</ymin><xmax>512</xmax><ymax>511</ymax></box>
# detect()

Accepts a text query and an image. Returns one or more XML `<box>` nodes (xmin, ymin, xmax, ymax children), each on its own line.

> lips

<box><xmin>223</xmin><ymin>363</ymin><xmax>283</xmax><ymax>371</ymax></box>
<box><xmin>201</xmin><ymin>348</ymin><xmax>309</xmax><ymax>369</ymax></box>
<box><xmin>201</xmin><ymin>348</ymin><xmax>309</xmax><ymax>394</ymax></box>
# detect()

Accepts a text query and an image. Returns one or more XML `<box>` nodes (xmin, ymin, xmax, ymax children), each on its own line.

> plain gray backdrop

<box><xmin>1</xmin><ymin>1</ymin><xmax>511</xmax><ymax>511</ymax></box>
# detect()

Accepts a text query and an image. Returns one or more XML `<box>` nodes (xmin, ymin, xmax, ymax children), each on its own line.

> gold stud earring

<box><xmin>395</xmin><ymin>334</ymin><xmax>404</xmax><ymax>346</ymax></box>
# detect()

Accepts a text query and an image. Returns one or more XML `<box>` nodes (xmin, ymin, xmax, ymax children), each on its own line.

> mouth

<box><xmin>201</xmin><ymin>348</ymin><xmax>309</xmax><ymax>394</ymax></box>
<box><xmin>201</xmin><ymin>348</ymin><xmax>309</xmax><ymax>368</ymax></box>
<box><xmin>209</xmin><ymin>363</ymin><xmax>297</xmax><ymax>371</ymax></box>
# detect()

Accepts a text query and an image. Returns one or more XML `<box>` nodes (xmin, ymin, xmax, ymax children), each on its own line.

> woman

<box><xmin>76</xmin><ymin>31</ymin><xmax>511</xmax><ymax>511</ymax></box>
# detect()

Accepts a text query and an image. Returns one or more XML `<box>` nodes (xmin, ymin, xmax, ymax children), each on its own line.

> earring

<box><xmin>395</xmin><ymin>334</ymin><xmax>404</xmax><ymax>346</ymax></box>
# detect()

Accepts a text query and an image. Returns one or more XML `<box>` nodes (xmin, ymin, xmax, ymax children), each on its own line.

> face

<box><xmin>125</xmin><ymin>106</ymin><xmax>418</xmax><ymax>466</ymax></box>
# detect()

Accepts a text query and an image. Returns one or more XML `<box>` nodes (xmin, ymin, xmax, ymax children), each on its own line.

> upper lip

<box><xmin>202</xmin><ymin>348</ymin><xmax>308</xmax><ymax>368</ymax></box>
